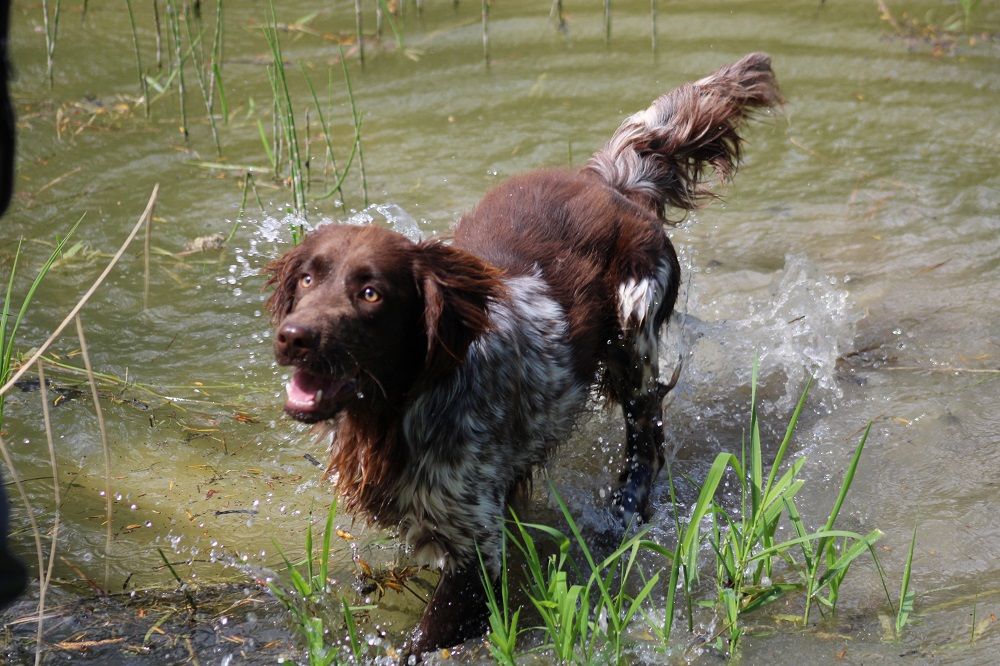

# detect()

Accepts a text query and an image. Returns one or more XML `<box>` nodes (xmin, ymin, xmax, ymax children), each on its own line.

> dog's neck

<box><xmin>322</xmin><ymin>404</ymin><xmax>408</xmax><ymax>523</ymax></box>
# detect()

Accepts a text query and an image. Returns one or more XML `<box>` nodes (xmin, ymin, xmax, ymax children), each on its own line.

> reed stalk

<box><xmin>182</xmin><ymin>4</ymin><xmax>222</xmax><ymax>154</ymax></box>
<box><xmin>153</xmin><ymin>0</ymin><xmax>164</xmax><ymax>70</ymax></box>
<box><xmin>482</xmin><ymin>0</ymin><xmax>490</xmax><ymax>66</ymax></box>
<box><xmin>165</xmin><ymin>0</ymin><xmax>189</xmax><ymax>139</ymax></box>
<box><xmin>604</xmin><ymin>0</ymin><xmax>612</xmax><ymax>44</ymax></box>
<box><xmin>339</xmin><ymin>47</ymin><xmax>368</xmax><ymax>206</ymax></box>
<box><xmin>125</xmin><ymin>0</ymin><xmax>150</xmax><ymax>117</ymax></box>
<box><xmin>302</xmin><ymin>65</ymin><xmax>345</xmax><ymax>207</ymax></box>
<box><xmin>264</xmin><ymin>3</ymin><xmax>306</xmax><ymax>215</ymax></box>
<box><xmin>40</xmin><ymin>0</ymin><xmax>62</xmax><ymax>89</ymax></box>
<box><xmin>651</xmin><ymin>0</ymin><xmax>658</xmax><ymax>53</ymax></box>
<box><xmin>208</xmin><ymin>0</ymin><xmax>225</xmax><ymax>122</ymax></box>
<box><xmin>354</xmin><ymin>0</ymin><xmax>365</xmax><ymax>65</ymax></box>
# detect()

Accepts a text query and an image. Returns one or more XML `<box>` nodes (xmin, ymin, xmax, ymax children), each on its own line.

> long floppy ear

<box><xmin>263</xmin><ymin>243</ymin><xmax>306</xmax><ymax>324</ymax></box>
<box><xmin>415</xmin><ymin>241</ymin><xmax>506</xmax><ymax>378</ymax></box>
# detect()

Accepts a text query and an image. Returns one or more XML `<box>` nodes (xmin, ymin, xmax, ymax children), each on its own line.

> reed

<box><xmin>301</xmin><ymin>65</ymin><xmax>346</xmax><ymax>207</ymax></box>
<box><xmin>263</xmin><ymin>3</ymin><xmax>306</xmax><ymax>216</ymax></box>
<box><xmin>478</xmin><ymin>362</ymin><xmax>902</xmax><ymax>660</ymax></box>
<box><xmin>33</xmin><ymin>360</ymin><xmax>59</xmax><ymax>666</ymax></box>
<box><xmin>354</xmin><ymin>0</ymin><xmax>365</xmax><ymax>65</ymax></box>
<box><xmin>183</xmin><ymin>3</ymin><xmax>222</xmax><ymax>155</ymax></box>
<box><xmin>40</xmin><ymin>0</ymin><xmax>62</xmax><ymax>89</ymax></box>
<box><xmin>482</xmin><ymin>0</ymin><xmax>490</xmax><ymax>66</ymax></box>
<box><xmin>208</xmin><ymin>0</ymin><xmax>226</xmax><ymax>124</ymax></box>
<box><xmin>604</xmin><ymin>0</ymin><xmax>612</xmax><ymax>44</ymax></box>
<box><xmin>153</xmin><ymin>0</ymin><xmax>164</xmax><ymax>70</ymax></box>
<box><xmin>124</xmin><ymin>0</ymin><xmax>150</xmax><ymax>117</ymax></box>
<box><xmin>338</xmin><ymin>48</ymin><xmax>368</xmax><ymax>207</ymax></box>
<box><xmin>165</xmin><ymin>0</ymin><xmax>189</xmax><ymax>139</ymax></box>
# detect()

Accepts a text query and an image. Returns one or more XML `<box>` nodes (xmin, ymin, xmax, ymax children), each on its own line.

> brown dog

<box><xmin>266</xmin><ymin>53</ymin><xmax>781</xmax><ymax>657</ymax></box>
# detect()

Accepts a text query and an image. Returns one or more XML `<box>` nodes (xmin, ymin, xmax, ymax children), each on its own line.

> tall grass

<box><xmin>263</xmin><ymin>3</ymin><xmax>306</xmax><ymax>216</ymax></box>
<box><xmin>183</xmin><ymin>3</ymin><xmax>222</xmax><ymax>155</ymax></box>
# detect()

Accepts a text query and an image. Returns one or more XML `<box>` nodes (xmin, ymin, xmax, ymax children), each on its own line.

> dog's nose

<box><xmin>275</xmin><ymin>323</ymin><xmax>318</xmax><ymax>361</ymax></box>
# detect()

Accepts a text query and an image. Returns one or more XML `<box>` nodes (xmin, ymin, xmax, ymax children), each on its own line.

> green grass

<box><xmin>1</xmin><ymin>217</ymin><xmax>83</xmax><ymax>428</ymax></box>
<box><xmin>475</xmin><ymin>363</ymin><xmax>910</xmax><ymax>662</ymax></box>
<box><xmin>269</xmin><ymin>499</ymin><xmax>371</xmax><ymax>666</ymax></box>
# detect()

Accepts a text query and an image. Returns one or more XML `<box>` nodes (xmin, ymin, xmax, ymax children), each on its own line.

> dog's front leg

<box><xmin>401</xmin><ymin>562</ymin><xmax>491</xmax><ymax>662</ymax></box>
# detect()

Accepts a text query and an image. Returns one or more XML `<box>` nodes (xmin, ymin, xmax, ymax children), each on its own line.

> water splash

<box><xmin>666</xmin><ymin>253</ymin><xmax>856</xmax><ymax>418</ymax></box>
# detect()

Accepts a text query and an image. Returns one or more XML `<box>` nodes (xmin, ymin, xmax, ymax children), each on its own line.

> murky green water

<box><xmin>3</xmin><ymin>0</ymin><xmax>999</xmax><ymax>663</ymax></box>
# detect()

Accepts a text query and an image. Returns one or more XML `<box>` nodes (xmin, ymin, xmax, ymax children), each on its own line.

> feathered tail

<box><xmin>586</xmin><ymin>52</ymin><xmax>782</xmax><ymax>216</ymax></box>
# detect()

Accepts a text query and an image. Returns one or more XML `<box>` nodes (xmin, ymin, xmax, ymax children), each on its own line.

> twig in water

<box><xmin>35</xmin><ymin>360</ymin><xmax>60</xmax><ymax>666</ymax></box>
<box><xmin>75</xmin><ymin>315</ymin><xmax>113</xmax><ymax>592</ymax></box>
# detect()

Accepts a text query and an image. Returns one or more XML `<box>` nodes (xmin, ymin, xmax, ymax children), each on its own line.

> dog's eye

<box><xmin>360</xmin><ymin>286</ymin><xmax>381</xmax><ymax>303</ymax></box>
<box><xmin>299</xmin><ymin>274</ymin><xmax>313</xmax><ymax>289</ymax></box>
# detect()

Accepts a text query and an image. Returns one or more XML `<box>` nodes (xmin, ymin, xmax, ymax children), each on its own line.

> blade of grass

<box><xmin>896</xmin><ymin>525</ymin><xmax>917</xmax><ymax>636</ymax></box>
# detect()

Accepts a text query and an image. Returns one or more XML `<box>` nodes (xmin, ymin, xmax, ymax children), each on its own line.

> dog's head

<box><xmin>265</xmin><ymin>224</ymin><xmax>503</xmax><ymax>423</ymax></box>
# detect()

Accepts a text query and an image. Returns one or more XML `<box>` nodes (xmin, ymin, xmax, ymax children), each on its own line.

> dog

<box><xmin>266</xmin><ymin>52</ymin><xmax>781</xmax><ymax>658</ymax></box>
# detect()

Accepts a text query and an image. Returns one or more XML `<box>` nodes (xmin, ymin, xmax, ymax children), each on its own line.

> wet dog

<box><xmin>266</xmin><ymin>53</ymin><xmax>781</xmax><ymax>658</ymax></box>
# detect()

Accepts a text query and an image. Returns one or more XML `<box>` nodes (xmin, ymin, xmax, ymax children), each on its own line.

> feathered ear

<box><xmin>415</xmin><ymin>241</ymin><xmax>505</xmax><ymax>378</ymax></box>
<box><xmin>264</xmin><ymin>244</ymin><xmax>306</xmax><ymax>324</ymax></box>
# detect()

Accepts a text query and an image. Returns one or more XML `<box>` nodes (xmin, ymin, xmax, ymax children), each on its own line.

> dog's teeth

<box><xmin>314</xmin><ymin>389</ymin><xmax>323</xmax><ymax>404</ymax></box>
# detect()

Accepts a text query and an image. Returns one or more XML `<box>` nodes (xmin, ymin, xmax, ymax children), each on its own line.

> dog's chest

<box><xmin>395</xmin><ymin>274</ymin><xmax>586</xmax><ymax>569</ymax></box>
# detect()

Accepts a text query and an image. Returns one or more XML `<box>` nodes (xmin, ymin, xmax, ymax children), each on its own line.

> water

<box><xmin>3</xmin><ymin>0</ymin><xmax>999</xmax><ymax>663</ymax></box>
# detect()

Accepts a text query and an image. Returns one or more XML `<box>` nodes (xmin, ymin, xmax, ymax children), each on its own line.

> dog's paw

<box><xmin>610</xmin><ymin>463</ymin><xmax>656</xmax><ymax>527</ymax></box>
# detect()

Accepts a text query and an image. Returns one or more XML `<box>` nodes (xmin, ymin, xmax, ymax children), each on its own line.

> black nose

<box><xmin>275</xmin><ymin>323</ymin><xmax>318</xmax><ymax>362</ymax></box>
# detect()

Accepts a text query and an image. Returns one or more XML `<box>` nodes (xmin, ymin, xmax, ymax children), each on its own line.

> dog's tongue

<box><xmin>285</xmin><ymin>369</ymin><xmax>339</xmax><ymax>410</ymax></box>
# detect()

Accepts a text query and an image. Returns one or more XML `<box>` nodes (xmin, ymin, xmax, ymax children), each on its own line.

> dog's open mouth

<box><xmin>284</xmin><ymin>367</ymin><xmax>357</xmax><ymax>422</ymax></box>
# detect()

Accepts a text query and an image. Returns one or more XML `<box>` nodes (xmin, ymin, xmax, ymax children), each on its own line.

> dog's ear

<box><xmin>264</xmin><ymin>243</ymin><xmax>306</xmax><ymax>324</ymax></box>
<box><xmin>416</xmin><ymin>241</ymin><xmax>505</xmax><ymax>378</ymax></box>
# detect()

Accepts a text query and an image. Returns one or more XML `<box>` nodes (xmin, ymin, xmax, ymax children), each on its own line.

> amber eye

<box><xmin>360</xmin><ymin>286</ymin><xmax>381</xmax><ymax>303</ymax></box>
<box><xmin>299</xmin><ymin>274</ymin><xmax>313</xmax><ymax>289</ymax></box>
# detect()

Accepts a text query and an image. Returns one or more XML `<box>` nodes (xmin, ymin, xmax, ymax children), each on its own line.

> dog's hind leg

<box><xmin>608</xmin><ymin>253</ymin><xmax>677</xmax><ymax>526</ymax></box>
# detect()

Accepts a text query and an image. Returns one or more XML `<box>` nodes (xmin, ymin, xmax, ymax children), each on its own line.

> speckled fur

<box><xmin>398</xmin><ymin>274</ymin><xmax>584</xmax><ymax>574</ymax></box>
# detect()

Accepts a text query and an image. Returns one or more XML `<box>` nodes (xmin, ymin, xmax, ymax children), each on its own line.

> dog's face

<box><xmin>265</xmin><ymin>224</ymin><xmax>502</xmax><ymax>423</ymax></box>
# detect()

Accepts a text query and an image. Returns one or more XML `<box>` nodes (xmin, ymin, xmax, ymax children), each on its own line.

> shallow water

<box><xmin>3</xmin><ymin>0</ymin><xmax>1000</xmax><ymax>663</ymax></box>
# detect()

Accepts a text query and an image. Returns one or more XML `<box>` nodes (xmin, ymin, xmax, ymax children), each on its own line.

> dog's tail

<box><xmin>586</xmin><ymin>52</ymin><xmax>782</xmax><ymax>216</ymax></box>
